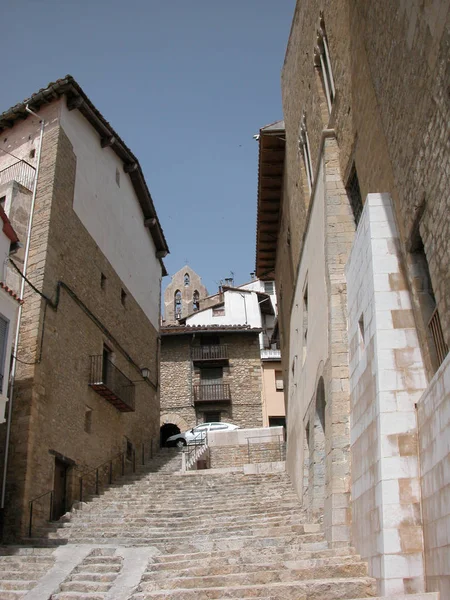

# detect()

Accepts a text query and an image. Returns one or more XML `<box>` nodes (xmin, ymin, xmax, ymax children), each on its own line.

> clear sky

<box><xmin>2</xmin><ymin>0</ymin><xmax>295</xmax><ymax>296</ymax></box>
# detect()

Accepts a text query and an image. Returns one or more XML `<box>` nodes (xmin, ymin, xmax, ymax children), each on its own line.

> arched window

<box><xmin>299</xmin><ymin>113</ymin><xmax>313</xmax><ymax>194</ymax></box>
<box><xmin>193</xmin><ymin>290</ymin><xmax>200</xmax><ymax>312</ymax></box>
<box><xmin>184</xmin><ymin>273</ymin><xmax>190</xmax><ymax>287</ymax></box>
<box><xmin>314</xmin><ymin>14</ymin><xmax>335</xmax><ymax>114</ymax></box>
<box><xmin>174</xmin><ymin>290</ymin><xmax>182</xmax><ymax>320</ymax></box>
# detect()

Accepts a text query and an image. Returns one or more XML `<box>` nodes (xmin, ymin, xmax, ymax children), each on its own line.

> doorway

<box><xmin>53</xmin><ymin>458</ymin><xmax>68</xmax><ymax>520</ymax></box>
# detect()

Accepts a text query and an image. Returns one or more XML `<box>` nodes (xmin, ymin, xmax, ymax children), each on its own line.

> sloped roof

<box><xmin>255</xmin><ymin>121</ymin><xmax>285</xmax><ymax>280</ymax></box>
<box><xmin>0</xmin><ymin>76</ymin><xmax>169</xmax><ymax>272</ymax></box>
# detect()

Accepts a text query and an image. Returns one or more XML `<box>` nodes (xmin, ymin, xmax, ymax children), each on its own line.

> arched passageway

<box><xmin>160</xmin><ymin>423</ymin><xmax>180</xmax><ymax>447</ymax></box>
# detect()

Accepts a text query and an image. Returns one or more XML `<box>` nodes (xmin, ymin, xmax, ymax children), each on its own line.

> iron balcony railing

<box><xmin>191</xmin><ymin>345</ymin><xmax>228</xmax><ymax>362</ymax></box>
<box><xmin>193</xmin><ymin>383</ymin><xmax>231</xmax><ymax>403</ymax></box>
<box><xmin>88</xmin><ymin>355</ymin><xmax>135</xmax><ymax>412</ymax></box>
<box><xmin>428</xmin><ymin>307</ymin><xmax>449</xmax><ymax>368</ymax></box>
<box><xmin>0</xmin><ymin>160</ymin><xmax>35</xmax><ymax>192</ymax></box>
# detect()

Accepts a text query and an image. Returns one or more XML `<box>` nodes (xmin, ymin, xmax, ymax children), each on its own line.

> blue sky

<box><xmin>2</xmin><ymin>0</ymin><xmax>295</xmax><ymax>295</ymax></box>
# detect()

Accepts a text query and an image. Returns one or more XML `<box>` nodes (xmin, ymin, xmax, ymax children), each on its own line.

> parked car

<box><xmin>166</xmin><ymin>422</ymin><xmax>239</xmax><ymax>447</ymax></box>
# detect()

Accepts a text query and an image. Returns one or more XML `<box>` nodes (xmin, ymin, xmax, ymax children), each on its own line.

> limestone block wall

<box><xmin>346</xmin><ymin>193</ymin><xmax>427</xmax><ymax>596</ymax></box>
<box><xmin>208</xmin><ymin>427</ymin><xmax>285</xmax><ymax>468</ymax></box>
<box><xmin>417</xmin><ymin>352</ymin><xmax>450</xmax><ymax>598</ymax></box>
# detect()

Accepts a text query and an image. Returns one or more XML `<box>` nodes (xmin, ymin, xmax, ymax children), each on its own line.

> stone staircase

<box><xmin>0</xmin><ymin>448</ymin><xmax>440</xmax><ymax>599</ymax></box>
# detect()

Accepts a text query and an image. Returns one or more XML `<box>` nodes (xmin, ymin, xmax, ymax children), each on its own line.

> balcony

<box><xmin>88</xmin><ymin>355</ymin><xmax>135</xmax><ymax>412</ymax></box>
<box><xmin>260</xmin><ymin>348</ymin><xmax>281</xmax><ymax>361</ymax></box>
<box><xmin>0</xmin><ymin>160</ymin><xmax>35</xmax><ymax>192</ymax></box>
<box><xmin>193</xmin><ymin>383</ymin><xmax>231</xmax><ymax>404</ymax></box>
<box><xmin>191</xmin><ymin>345</ymin><xmax>228</xmax><ymax>363</ymax></box>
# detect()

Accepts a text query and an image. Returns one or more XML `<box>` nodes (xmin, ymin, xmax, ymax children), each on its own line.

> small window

<box><xmin>212</xmin><ymin>305</ymin><xmax>225</xmax><ymax>317</ymax></box>
<box><xmin>346</xmin><ymin>164</ymin><xmax>363</xmax><ymax>226</ymax></box>
<box><xmin>314</xmin><ymin>14</ymin><xmax>336</xmax><ymax>113</ymax></box>
<box><xmin>0</xmin><ymin>197</ymin><xmax>5</xmax><ymax>209</ymax></box>
<box><xmin>264</xmin><ymin>281</ymin><xmax>275</xmax><ymax>295</ymax></box>
<box><xmin>204</xmin><ymin>411</ymin><xmax>221</xmax><ymax>423</ymax></box>
<box><xmin>303</xmin><ymin>283</ymin><xmax>308</xmax><ymax>363</ymax></box>
<box><xmin>358</xmin><ymin>314</ymin><xmax>365</xmax><ymax>351</ymax></box>
<box><xmin>184</xmin><ymin>273</ymin><xmax>190</xmax><ymax>287</ymax></box>
<box><xmin>115</xmin><ymin>167</ymin><xmax>120</xmax><ymax>187</ymax></box>
<box><xmin>29</xmin><ymin>148</ymin><xmax>36</xmax><ymax>159</ymax></box>
<box><xmin>84</xmin><ymin>407</ymin><xmax>93</xmax><ymax>433</ymax></box>
<box><xmin>100</xmin><ymin>273</ymin><xmax>106</xmax><ymax>289</ymax></box>
<box><xmin>275</xmin><ymin>370</ymin><xmax>284</xmax><ymax>391</ymax></box>
<box><xmin>121</xmin><ymin>288</ymin><xmax>127</xmax><ymax>306</ymax></box>
<box><xmin>299</xmin><ymin>114</ymin><xmax>313</xmax><ymax>194</ymax></box>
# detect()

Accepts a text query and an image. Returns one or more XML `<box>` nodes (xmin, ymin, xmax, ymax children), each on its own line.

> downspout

<box><xmin>239</xmin><ymin>293</ymin><xmax>248</xmax><ymax>325</ymax></box>
<box><xmin>1</xmin><ymin>107</ymin><xmax>45</xmax><ymax>515</ymax></box>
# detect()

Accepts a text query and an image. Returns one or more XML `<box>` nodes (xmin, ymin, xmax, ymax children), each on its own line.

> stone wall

<box><xmin>346</xmin><ymin>194</ymin><xmax>427</xmax><ymax>595</ymax></box>
<box><xmin>160</xmin><ymin>331</ymin><xmax>263</xmax><ymax>430</ymax></box>
<box><xmin>208</xmin><ymin>427</ymin><xmax>285</xmax><ymax>468</ymax></box>
<box><xmin>163</xmin><ymin>266</ymin><xmax>208</xmax><ymax>323</ymax></box>
<box><xmin>1</xmin><ymin>124</ymin><xmax>161</xmax><ymax>538</ymax></box>
<box><xmin>417</xmin><ymin>352</ymin><xmax>450</xmax><ymax>598</ymax></box>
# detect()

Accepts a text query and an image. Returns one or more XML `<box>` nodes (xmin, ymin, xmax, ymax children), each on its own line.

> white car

<box><xmin>167</xmin><ymin>422</ymin><xmax>239</xmax><ymax>447</ymax></box>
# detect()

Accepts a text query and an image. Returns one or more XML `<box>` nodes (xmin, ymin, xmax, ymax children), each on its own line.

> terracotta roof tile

<box><xmin>161</xmin><ymin>324</ymin><xmax>262</xmax><ymax>336</ymax></box>
<box><xmin>0</xmin><ymin>281</ymin><xmax>23</xmax><ymax>304</ymax></box>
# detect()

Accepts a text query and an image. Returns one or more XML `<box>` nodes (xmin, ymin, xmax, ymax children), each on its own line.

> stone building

<box><xmin>0</xmin><ymin>76</ymin><xmax>168</xmax><ymax>539</ymax></box>
<box><xmin>255</xmin><ymin>1</ymin><xmax>449</xmax><ymax>597</ymax></box>
<box><xmin>163</xmin><ymin>265</ymin><xmax>207</xmax><ymax>323</ymax></box>
<box><xmin>160</xmin><ymin>325</ymin><xmax>263</xmax><ymax>445</ymax></box>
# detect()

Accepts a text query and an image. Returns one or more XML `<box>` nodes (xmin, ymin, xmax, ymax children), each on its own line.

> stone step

<box><xmin>145</xmin><ymin>554</ymin><xmax>362</xmax><ymax>578</ymax></box>
<box><xmin>69</xmin><ymin>572</ymin><xmax>118</xmax><ymax>583</ymax></box>
<box><xmin>59</xmin><ymin>580</ymin><xmax>112</xmax><ymax>593</ymax></box>
<box><xmin>0</xmin><ymin>580</ymin><xmax>37</xmax><ymax>591</ymax></box>
<box><xmin>73</xmin><ymin>563</ymin><xmax>121</xmax><ymax>574</ymax></box>
<box><xmin>131</xmin><ymin>576</ymin><xmax>376</xmax><ymax>599</ymax></box>
<box><xmin>140</xmin><ymin>560</ymin><xmax>369</xmax><ymax>589</ymax></box>
<box><xmin>51</xmin><ymin>593</ymin><xmax>105</xmax><ymax>600</ymax></box>
<box><xmin>149</xmin><ymin>547</ymin><xmax>357</xmax><ymax>570</ymax></box>
<box><xmin>0</xmin><ymin>592</ymin><xmax>30</xmax><ymax>600</ymax></box>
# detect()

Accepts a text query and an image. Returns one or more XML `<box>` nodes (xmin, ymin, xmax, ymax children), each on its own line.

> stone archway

<box><xmin>160</xmin><ymin>423</ymin><xmax>180</xmax><ymax>447</ymax></box>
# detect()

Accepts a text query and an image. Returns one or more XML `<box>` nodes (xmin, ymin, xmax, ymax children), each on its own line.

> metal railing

<box><xmin>28</xmin><ymin>489</ymin><xmax>54</xmax><ymax>538</ymax></box>
<box><xmin>191</xmin><ymin>345</ymin><xmax>228</xmax><ymax>361</ymax></box>
<box><xmin>27</xmin><ymin>439</ymin><xmax>163</xmax><ymax>537</ymax></box>
<box><xmin>89</xmin><ymin>355</ymin><xmax>135</xmax><ymax>412</ymax></box>
<box><xmin>429</xmin><ymin>307</ymin><xmax>449</xmax><ymax>367</ymax></box>
<box><xmin>185</xmin><ymin>431</ymin><xmax>210</xmax><ymax>470</ymax></box>
<box><xmin>0</xmin><ymin>160</ymin><xmax>35</xmax><ymax>192</ymax></box>
<box><xmin>193</xmin><ymin>383</ymin><xmax>231</xmax><ymax>403</ymax></box>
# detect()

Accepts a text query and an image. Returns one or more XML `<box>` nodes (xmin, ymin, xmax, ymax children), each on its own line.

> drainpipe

<box><xmin>239</xmin><ymin>293</ymin><xmax>248</xmax><ymax>325</ymax></box>
<box><xmin>0</xmin><ymin>107</ymin><xmax>45</xmax><ymax>517</ymax></box>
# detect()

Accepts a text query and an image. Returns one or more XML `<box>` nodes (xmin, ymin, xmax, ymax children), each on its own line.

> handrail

<box><xmin>28</xmin><ymin>489</ymin><xmax>53</xmax><ymax>538</ymax></box>
<box><xmin>246</xmin><ymin>434</ymin><xmax>285</xmax><ymax>463</ymax></box>
<box><xmin>185</xmin><ymin>431</ymin><xmax>208</xmax><ymax>469</ymax></box>
<box><xmin>0</xmin><ymin>160</ymin><xmax>36</xmax><ymax>192</ymax></box>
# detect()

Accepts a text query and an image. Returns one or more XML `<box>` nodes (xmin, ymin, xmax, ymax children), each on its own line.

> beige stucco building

<box><xmin>0</xmin><ymin>77</ymin><xmax>168</xmax><ymax>539</ymax></box>
<box><xmin>255</xmin><ymin>1</ymin><xmax>450</xmax><ymax>597</ymax></box>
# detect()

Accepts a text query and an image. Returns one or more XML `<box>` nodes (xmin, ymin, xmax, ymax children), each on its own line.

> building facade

<box><xmin>160</xmin><ymin>325</ymin><xmax>263</xmax><ymax>444</ymax></box>
<box><xmin>0</xmin><ymin>77</ymin><xmax>168</xmax><ymax>539</ymax></box>
<box><xmin>255</xmin><ymin>1</ymin><xmax>450</xmax><ymax>596</ymax></box>
<box><xmin>163</xmin><ymin>265</ymin><xmax>208</xmax><ymax>323</ymax></box>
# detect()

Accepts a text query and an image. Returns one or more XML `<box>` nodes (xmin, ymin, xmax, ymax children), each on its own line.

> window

<box><xmin>102</xmin><ymin>344</ymin><xmax>112</xmax><ymax>383</ymax></box>
<box><xmin>275</xmin><ymin>370</ymin><xmax>284</xmax><ymax>391</ymax></box>
<box><xmin>212</xmin><ymin>305</ymin><xmax>225</xmax><ymax>317</ymax></box>
<box><xmin>184</xmin><ymin>273</ymin><xmax>190</xmax><ymax>287</ymax></box>
<box><xmin>264</xmin><ymin>281</ymin><xmax>275</xmax><ymax>295</ymax></box>
<box><xmin>201</xmin><ymin>367</ymin><xmax>223</xmax><ymax>383</ymax></box>
<box><xmin>204</xmin><ymin>411</ymin><xmax>221</xmax><ymax>423</ymax></box>
<box><xmin>346</xmin><ymin>164</ymin><xmax>363</xmax><ymax>226</ymax></box>
<box><xmin>29</xmin><ymin>148</ymin><xmax>36</xmax><ymax>159</ymax></box>
<box><xmin>193</xmin><ymin>290</ymin><xmax>200</xmax><ymax>311</ymax></box>
<box><xmin>100</xmin><ymin>273</ymin><xmax>106</xmax><ymax>289</ymax></box>
<box><xmin>269</xmin><ymin>416</ymin><xmax>286</xmax><ymax>428</ymax></box>
<box><xmin>174</xmin><ymin>290</ymin><xmax>182</xmax><ymax>319</ymax></box>
<box><xmin>299</xmin><ymin>114</ymin><xmax>314</xmax><ymax>194</ymax></box>
<box><xmin>0</xmin><ymin>197</ymin><xmax>5</xmax><ymax>209</ymax></box>
<box><xmin>303</xmin><ymin>283</ymin><xmax>308</xmax><ymax>363</ymax></box>
<box><xmin>121</xmin><ymin>288</ymin><xmax>127</xmax><ymax>306</ymax></box>
<box><xmin>314</xmin><ymin>14</ymin><xmax>335</xmax><ymax>113</ymax></box>
<box><xmin>115</xmin><ymin>167</ymin><xmax>120</xmax><ymax>187</ymax></box>
<box><xmin>0</xmin><ymin>315</ymin><xmax>9</xmax><ymax>394</ymax></box>
<box><xmin>84</xmin><ymin>407</ymin><xmax>93</xmax><ymax>433</ymax></box>
<box><xmin>358</xmin><ymin>314</ymin><xmax>365</xmax><ymax>351</ymax></box>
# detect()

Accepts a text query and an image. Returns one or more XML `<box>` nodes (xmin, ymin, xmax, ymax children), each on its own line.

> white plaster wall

<box><xmin>240</xmin><ymin>279</ymin><xmax>278</xmax><ymax>313</ymax></box>
<box><xmin>286</xmin><ymin>158</ymin><xmax>328</xmax><ymax>500</ymax></box>
<box><xmin>417</xmin><ymin>352</ymin><xmax>450</xmax><ymax>598</ymax></box>
<box><xmin>346</xmin><ymin>193</ymin><xmax>427</xmax><ymax>595</ymax></box>
<box><xmin>186</xmin><ymin>290</ymin><xmax>262</xmax><ymax>328</ymax></box>
<box><xmin>59</xmin><ymin>104</ymin><xmax>161</xmax><ymax>328</ymax></box>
